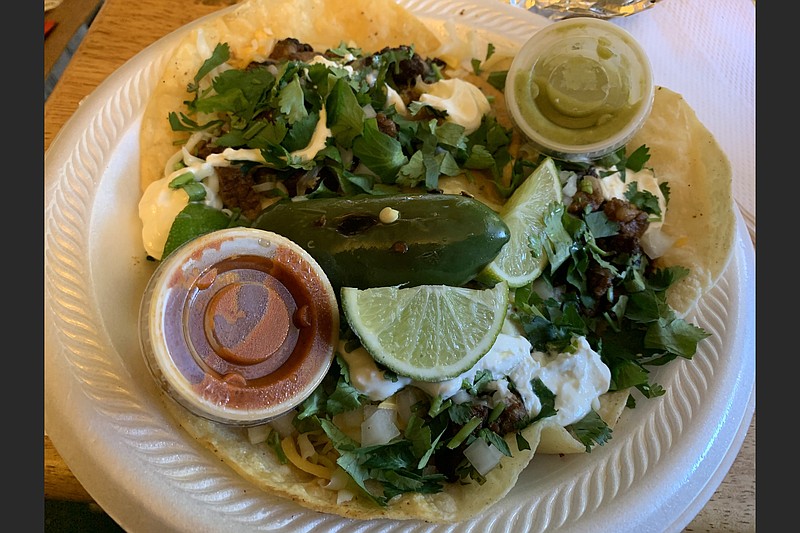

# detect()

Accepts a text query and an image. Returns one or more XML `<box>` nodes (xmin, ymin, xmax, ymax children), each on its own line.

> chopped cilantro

<box><xmin>625</xmin><ymin>144</ymin><xmax>651</xmax><ymax>171</ymax></box>
<box><xmin>160</xmin><ymin>203</ymin><xmax>248</xmax><ymax>259</ymax></box>
<box><xmin>165</xmin><ymin>42</ymin><xmax>515</xmax><ymax>200</ymax></box>
<box><xmin>568</xmin><ymin>410</ymin><xmax>612</xmax><ymax>452</ymax></box>
<box><xmin>470</xmin><ymin>43</ymin><xmax>496</xmax><ymax>75</ymax></box>
<box><xmin>487</xmin><ymin>70</ymin><xmax>507</xmax><ymax>91</ymax></box>
<box><xmin>511</xmin><ymin>154</ymin><xmax>710</xmax><ymax>404</ymax></box>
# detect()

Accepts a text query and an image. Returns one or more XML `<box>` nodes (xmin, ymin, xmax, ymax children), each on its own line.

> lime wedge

<box><xmin>341</xmin><ymin>283</ymin><xmax>509</xmax><ymax>382</ymax></box>
<box><xmin>480</xmin><ymin>157</ymin><xmax>563</xmax><ymax>287</ymax></box>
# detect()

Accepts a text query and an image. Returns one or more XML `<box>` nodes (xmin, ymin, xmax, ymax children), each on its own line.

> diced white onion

<box><xmin>361</xmin><ymin>407</ymin><xmax>400</xmax><ymax>447</ymax></box>
<box><xmin>337</xmin><ymin>489</ymin><xmax>355</xmax><ymax>504</ymax></box>
<box><xmin>297</xmin><ymin>432</ymin><xmax>316</xmax><ymax>459</ymax></box>
<box><xmin>332</xmin><ymin>408</ymin><xmax>364</xmax><ymax>441</ymax></box>
<box><xmin>246</xmin><ymin>424</ymin><xmax>270</xmax><ymax>445</ymax></box>
<box><xmin>561</xmin><ymin>172</ymin><xmax>578</xmax><ymax>199</ymax></box>
<box><xmin>394</xmin><ymin>388</ymin><xmax>421</xmax><ymax>429</ymax></box>
<box><xmin>531</xmin><ymin>277</ymin><xmax>558</xmax><ymax>301</ymax></box>
<box><xmin>251</xmin><ymin>180</ymin><xmax>288</xmax><ymax>195</ymax></box>
<box><xmin>362</xmin><ymin>103</ymin><xmax>377</xmax><ymax>118</ymax></box>
<box><xmin>641</xmin><ymin>228</ymin><xmax>677</xmax><ymax>259</ymax></box>
<box><xmin>323</xmin><ymin>467</ymin><xmax>351</xmax><ymax>491</ymax></box>
<box><xmin>450</xmin><ymin>389</ymin><xmax>472</xmax><ymax>405</ymax></box>
<box><xmin>268</xmin><ymin>411</ymin><xmax>296</xmax><ymax>438</ymax></box>
<box><xmin>296</xmin><ymin>168</ymin><xmax>321</xmax><ymax>196</ymax></box>
<box><xmin>463</xmin><ymin>438</ymin><xmax>504</xmax><ymax>476</ymax></box>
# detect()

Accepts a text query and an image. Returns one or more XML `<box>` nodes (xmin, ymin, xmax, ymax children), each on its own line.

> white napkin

<box><xmin>613</xmin><ymin>0</ymin><xmax>755</xmax><ymax>236</ymax></box>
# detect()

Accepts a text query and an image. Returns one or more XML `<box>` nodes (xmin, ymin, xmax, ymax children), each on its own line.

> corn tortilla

<box><xmin>630</xmin><ymin>86</ymin><xmax>736</xmax><ymax>316</ymax></box>
<box><xmin>162</xmin><ymin>398</ymin><xmax>544</xmax><ymax>522</ymax></box>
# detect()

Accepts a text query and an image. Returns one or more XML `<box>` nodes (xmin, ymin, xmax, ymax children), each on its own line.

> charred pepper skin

<box><xmin>253</xmin><ymin>194</ymin><xmax>510</xmax><ymax>291</ymax></box>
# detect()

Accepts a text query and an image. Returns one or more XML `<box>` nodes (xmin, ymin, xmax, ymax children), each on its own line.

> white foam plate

<box><xmin>44</xmin><ymin>1</ymin><xmax>755</xmax><ymax>531</ymax></box>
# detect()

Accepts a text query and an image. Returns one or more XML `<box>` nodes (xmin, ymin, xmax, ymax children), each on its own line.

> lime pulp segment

<box><xmin>341</xmin><ymin>283</ymin><xmax>509</xmax><ymax>382</ymax></box>
<box><xmin>481</xmin><ymin>157</ymin><xmax>563</xmax><ymax>288</ymax></box>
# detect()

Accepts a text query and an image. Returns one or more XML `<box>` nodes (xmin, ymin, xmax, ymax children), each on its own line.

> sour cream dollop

<box><xmin>138</xmin><ymin>174</ymin><xmax>222</xmax><ymax>260</ymax></box>
<box><xmin>418</xmin><ymin>78</ymin><xmax>491</xmax><ymax>134</ymax></box>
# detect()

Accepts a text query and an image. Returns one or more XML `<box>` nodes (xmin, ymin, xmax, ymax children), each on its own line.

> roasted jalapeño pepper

<box><xmin>253</xmin><ymin>194</ymin><xmax>510</xmax><ymax>291</ymax></box>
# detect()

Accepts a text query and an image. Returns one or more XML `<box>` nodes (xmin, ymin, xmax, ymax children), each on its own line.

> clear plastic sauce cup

<box><xmin>505</xmin><ymin>17</ymin><xmax>654</xmax><ymax>161</ymax></box>
<box><xmin>139</xmin><ymin>227</ymin><xmax>339</xmax><ymax>426</ymax></box>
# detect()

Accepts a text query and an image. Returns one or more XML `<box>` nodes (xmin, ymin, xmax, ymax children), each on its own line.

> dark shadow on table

<box><xmin>45</xmin><ymin>500</ymin><xmax>125</xmax><ymax>533</ymax></box>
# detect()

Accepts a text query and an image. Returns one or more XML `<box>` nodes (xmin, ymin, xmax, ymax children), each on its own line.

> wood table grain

<box><xmin>44</xmin><ymin>0</ymin><xmax>756</xmax><ymax>530</ymax></box>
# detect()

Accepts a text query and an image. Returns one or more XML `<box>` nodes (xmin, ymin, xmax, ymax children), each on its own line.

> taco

<box><xmin>137</xmin><ymin>0</ymin><xmax>735</xmax><ymax>523</ymax></box>
<box><xmin>139</xmin><ymin>0</ymin><xmax>441</xmax><ymax>195</ymax></box>
<box><xmin>535</xmin><ymin>86</ymin><xmax>736</xmax><ymax>454</ymax></box>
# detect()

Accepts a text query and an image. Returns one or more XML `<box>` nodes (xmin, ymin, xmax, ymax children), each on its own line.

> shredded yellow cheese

<box><xmin>315</xmin><ymin>454</ymin><xmax>336</xmax><ymax>470</ymax></box>
<box><xmin>281</xmin><ymin>436</ymin><xmax>334</xmax><ymax>479</ymax></box>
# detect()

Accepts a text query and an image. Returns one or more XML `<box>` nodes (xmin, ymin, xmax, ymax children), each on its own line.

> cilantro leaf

<box><xmin>644</xmin><ymin>318</ymin><xmax>711</xmax><ymax>359</ymax></box>
<box><xmin>625</xmin><ymin>182</ymin><xmax>662</xmax><ymax>217</ymax></box>
<box><xmin>278</xmin><ymin>74</ymin><xmax>308</xmax><ymax>124</ymax></box>
<box><xmin>327</xmin><ymin>377</ymin><xmax>369</xmax><ymax>415</ymax></box>
<box><xmin>479</xmin><ymin>428</ymin><xmax>511</xmax><ymax>457</ymax></box>
<box><xmin>266</xmin><ymin>429</ymin><xmax>288</xmax><ymax>464</ymax></box>
<box><xmin>568</xmin><ymin>410</ymin><xmax>612</xmax><ymax>452</ymax></box>
<box><xmin>283</xmin><ymin>110</ymin><xmax>319</xmax><ymax>153</ymax></box>
<box><xmin>485</xmin><ymin>43</ymin><xmax>496</xmax><ymax>62</ymax></box>
<box><xmin>161</xmin><ymin>203</ymin><xmax>248</xmax><ymax>259</ymax></box>
<box><xmin>326</xmin><ymin>77</ymin><xmax>365</xmax><ymax>147</ymax></box>
<box><xmin>530</xmin><ymin>378</ymin><xmax>558</xmax><ymax>422</ymax></box>
<box><xmin>625</xmin><ymin>144</ymin><xmax>651</xmax><ymax>171</ymax></box>
<box><xmin>336</xmin><ymin>450</ymin><xmax>385</xmax><ymax>505</ymax></box>
<box><xmin>610</xmin><ymin>359</ymin><xmax>650</xmax><ymax>391</ymax></box>
<box><xmin>648</xmin><ymin>266</ymin><xmax>688</xmax><ymax>291</ymax></box>
<box><xmin>487</xmin><ymin>70</ymin><xmax>507</xmax><ymax>91</ymax></box>
<box><xmin>352</xmin><ymin>118</ymin><xmax>408</xmax><ymax>182</ymax></box>
<box><xmin>168</xmin><ymin>111</ymin><xmax>223</xmax><ymax>133</ymax></box>
<box><xmin>189</xmin><ymin>42</ymin><xmax>230</xmax><ymax>91</ymax></box>
<box><xmin>471</xmin><ymin>58</ymin><xmax>482</xmax><ymax>75</ymax></box>
<box><xmin>378</xmin><ymin>468</ymin><xmax>447</xmax><ymax>500</ymax></box>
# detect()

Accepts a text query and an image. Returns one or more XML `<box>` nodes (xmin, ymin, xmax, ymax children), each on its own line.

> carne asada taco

<box><xmin>139</xmin><ymin>0</ymin><xmax>441</xmax><ymax>195</ymax></box>
<box><xmin>138</xmin><ymin>0</ymin><xmax>735</xmax><ymax>523</ymax></box>
<box><xmin>535</xmin><ymin>86</ymin><xmax>736</xmax><ymax>454</ymax></box>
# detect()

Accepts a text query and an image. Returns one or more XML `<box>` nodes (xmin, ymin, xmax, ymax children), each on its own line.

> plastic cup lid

<box><xmin>139</xmin><ymin>228</ymin><xmax>339</xmax><ymax>426</ymax></box>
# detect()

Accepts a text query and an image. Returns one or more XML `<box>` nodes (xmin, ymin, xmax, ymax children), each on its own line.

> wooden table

<box><xmin>44</xmin><ymin>0</ymin><xmax>756</xmax><ymax>530</ymax></box>
<box><xmin>44</xmin><ymin>0</ymin><xmax>104</xmax><ymax>80</ymax></box>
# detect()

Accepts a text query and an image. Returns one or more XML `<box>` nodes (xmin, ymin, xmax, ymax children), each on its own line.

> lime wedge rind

<box><xmin>341</xmin><ymin>283</ymin><xmax>509</xmax><ymax>382</ymax></box>
<box><xmin>480</xmin><ymin>158</ymin><xmax>562</xmax><ymax>288</ymax></box>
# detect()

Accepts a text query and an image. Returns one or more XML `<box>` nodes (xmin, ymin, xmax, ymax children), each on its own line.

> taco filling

<box><xmin>137</xmin><ymin>0</ymin><xmax>735</xmax><ymax>524</ymax></box>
